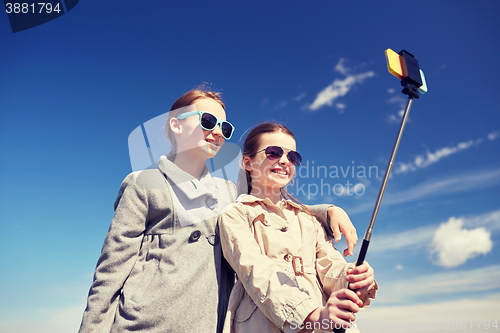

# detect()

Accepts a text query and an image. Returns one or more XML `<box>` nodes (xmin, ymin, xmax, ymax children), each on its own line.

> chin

<box><xmin>198</xmin><ymin>142</ymin><xmax>220</xmax><ymax>158</ymax></box>
<box><xmin>268</xmin><ymin>177</ymin><xmax>291</xmax><ymax>189</ymax></box>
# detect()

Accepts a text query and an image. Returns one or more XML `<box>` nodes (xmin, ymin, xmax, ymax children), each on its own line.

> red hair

<box><xmin>165</xmin><ymin>87</ymin><xmax>225</xmax><ymax>155</ymax></box>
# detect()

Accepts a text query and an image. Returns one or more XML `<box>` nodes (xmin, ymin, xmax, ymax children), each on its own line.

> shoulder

<box><xmin>218</xmin><ymin>199</ymin><xmax>263</xmax><ymax>226</ymax></box>
<box><xmin>121</xmin><ymin>168</ymin><xmax>168</xmax><ymax>191</ymax></box>
<box><xmin>114</xmin><ymin>169</ymin><xmax>170</xmax><ymax>208</ymax></box>
<box><xmin>219</xmin><ymin>201</ymin><xmax>246</xmax><ymax>219</ymax></box>
<box><xmin>212</xmin><ymin>177</ymin><xmax>237</xmax><ymax>194</ymax></box>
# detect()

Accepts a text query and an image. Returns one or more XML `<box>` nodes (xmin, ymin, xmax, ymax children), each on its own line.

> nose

<box><xmin>278</xmin><ymin>153</ymin><xmax>289</xmax><ymax>165</ymax></box>
<box><xmin>210</xmin><ymin>123</ymin><xmax>224</xmax><ymax>139</ymax></box>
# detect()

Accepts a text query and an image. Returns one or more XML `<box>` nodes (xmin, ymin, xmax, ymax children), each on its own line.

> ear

<box><xmin>243</xmin><ymin>156</ymin><xmax>253</xmax><ymax>172</ymax></box>
<box><xmin>170</xmin><ymin>117</ymin><xmax>182</xmax><ymax>134</ymax></box>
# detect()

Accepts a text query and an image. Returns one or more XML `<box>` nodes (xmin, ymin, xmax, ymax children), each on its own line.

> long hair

<box><xmin>240</xmin><ymin>122</ymin><xmax>312</xmax><ymax>215</ymax></box>
<box><xmin>165</xmin><ymin>87</ymin><xmax>225</xmax><ymax>156</ymax></box>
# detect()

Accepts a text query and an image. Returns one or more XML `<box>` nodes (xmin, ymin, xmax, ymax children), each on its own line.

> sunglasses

<box><xmin>176</xmin><ymin>111</ymin><xmax>235</xmax><ymax>140</ymax></box>
<box><xmin>254</xmin><ymin>146</ymin><xmax>302</xmax><ymax>166</ymax></box>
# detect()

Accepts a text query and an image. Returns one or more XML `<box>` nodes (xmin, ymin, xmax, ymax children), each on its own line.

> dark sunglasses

<box><xmin>176</xmin><ymin>111</ymin><xmax>235</xmax><ymax>140</ymax></box>
<box><xmin>254</xmin><ymin>146</ymin><xmax>302</xmax><ymax>166</ymax></box>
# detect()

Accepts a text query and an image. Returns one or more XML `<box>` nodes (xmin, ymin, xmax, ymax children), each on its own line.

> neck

<box><xmin>173</xmin><ymin>151</ymin><xmax>207</xmax><ymax>179</ymax></box>
<box><xmin>250</xmin><ymin>187</ymin><xmax>282</xmax><ymax>204</ymax></box>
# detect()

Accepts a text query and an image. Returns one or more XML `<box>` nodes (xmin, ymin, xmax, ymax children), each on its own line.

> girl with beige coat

<box><xmin>219</xmin><ymin>123</ymin><xmax>378</xmax><ymax>333</ymax></box>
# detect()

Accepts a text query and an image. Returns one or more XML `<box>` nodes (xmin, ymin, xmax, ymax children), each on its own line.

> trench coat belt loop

<box><xmin>292</xmin><ymin>256</ymin><xmax>304</xmax><ymax>276</ymax></box>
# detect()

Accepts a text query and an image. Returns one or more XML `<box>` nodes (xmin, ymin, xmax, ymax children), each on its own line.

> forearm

<box><xmin>305</xmin><ymin>204</ymin><xmax>335</xmax><ymax>238</ymax></box>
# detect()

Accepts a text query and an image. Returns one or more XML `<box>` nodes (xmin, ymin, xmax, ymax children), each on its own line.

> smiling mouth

<box><xmin>205</xmin><ymin>140</ymin><xmax>220</xmax><ymax>148</ymax></box>
<box><xmin>271</xmin><ymin>169</ymin><xmax>288</xmax><ymax>176</ymax></box>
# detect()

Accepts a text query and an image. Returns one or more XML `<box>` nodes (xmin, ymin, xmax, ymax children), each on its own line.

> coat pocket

<box><xmin>234</xmin><ymin>293</ymin><xmax>258</xmax><ymax>323</ymax></box>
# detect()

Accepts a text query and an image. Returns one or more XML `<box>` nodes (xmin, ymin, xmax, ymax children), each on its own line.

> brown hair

<box><xmin>240</xmin><ymin>122</ymin><xmax>312</xmax><ymax>215</ymax></box>
<box><xmin>165</xmin><ymin>87</ymin><xmax>225</xmax><ymax>156</ymax></box>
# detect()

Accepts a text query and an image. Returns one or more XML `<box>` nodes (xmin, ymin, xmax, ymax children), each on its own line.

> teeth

<box><xmin>272</xmin><ymin>169</ymin><xmax>287</xmax><ymax>175</ymax></box>
<box><xmin>206</xmin><ymin>140</ymin><xmax>219</xmax><ymax>147</ymax></box>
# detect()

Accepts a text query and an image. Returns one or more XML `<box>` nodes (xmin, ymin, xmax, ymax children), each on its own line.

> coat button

<box><xmin>207</xmin><ymin>234</ymin><xmax>220</xmax><ymax>246</ymax></box>
<box><xmin>189</xmin><ymin>230</ymin><xmax>201</xmax><ymax>242</ymax></box>
<box><xmin>205</xmin><ymin>198</ymin><xmax>217</xmax><ymax>209</ymax></box>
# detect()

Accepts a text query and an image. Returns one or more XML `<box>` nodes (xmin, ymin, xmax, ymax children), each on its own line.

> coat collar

<box><xmin>237</xmin><ymin>194</ymin><xmax>302</xmax><ymax>210</ymax></box>
<box><xmin>157</xmin><ymin>155</ymin><xmax>217</xmax><ymax>201</ymax></box>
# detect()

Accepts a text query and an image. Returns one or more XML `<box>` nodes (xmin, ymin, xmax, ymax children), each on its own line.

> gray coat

<box><xmin>79</xmin><ymin>156</ymin><xmax>236</xmax><ymax>333</ymax></box>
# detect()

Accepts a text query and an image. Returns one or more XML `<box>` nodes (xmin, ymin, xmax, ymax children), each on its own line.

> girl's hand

<box><xmin>327</xmin><ymin>206</ymin><xmax>358</xmax><ymax>257</ymax></box>
<box><xmin>346</xmin><ymin>261</ymin><xmax>376</xmax><ymax>302</ymax></box>
<box><xmin>303</xmin><ymin>289</ymin><xmax>361</xmax><ymax>332</ymax></box>
<box><xmin>320</xmin><ymin>289</ymin><xmax>361</xmax><ymax>327</ymax></box>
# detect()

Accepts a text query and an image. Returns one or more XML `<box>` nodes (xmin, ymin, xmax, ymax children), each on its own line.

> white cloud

<box><xmin>333</xmin><ymin>182</ymin><xmax>366</xmax><ymax>197</ymax></box>
<box><xmin>394</xmin><ymin>161</ymin><xmax>416</xmax><ymax>173</ymax></box>
<box><xmin>334</xmin><ymin>58</ymin><xmax>349</xmax><ymax>75</ymax></box>
<box><xmin>275</xmin><ymin>92</ymin><xmax>307</xmax><ymax>109</ymax></box>
<box><xmin>387</xmin><ymin>109</ymin><xmax>405</xmax><ymax>123</ymax></box>
<box><xmin>369</xmin><ymin>224</ymin><xmax>436</xmax><ymax>254</ymax></box>
<box><xmin>356</xmin><ymin>295</ymin><xmax>500</xmax><ymax>333</ymax></box>
<box><xmin>395</xmin><ymin>264</ymin><xmax>404</xmax><ymax>270</ymax></box>
<box><xmin>369</xmin><ymin>209</ymin><xmax>500</xmax><ymax>255</ymax></box>
<box><xmin>395</xmin><ymin>140</ymin><xmax>478</xmax><ymax>174</ymax></box>
<box><xmin>348</xmin><ymin>169</ymin><xmax>500</xmax><ymax>215</ymax></box>
<box><xmin>387</xmin><ymin>168</ymin><xmax>500</xmax><ymax>207</ymax></box>
<box><xmin>488</xmin><ymin>130</ymin><xmax>499</xmax><ymax>140</ymax></box>
<box><xmin>390</xmin><ymin>169</ymin><xmax>500</xmax><ymax>205</ymax></box>
<box><xmin>336</xmin><ymin>103</ymin><xmax>346</xmax><ymax>110</ymax></box>
<box><xmin>274</xmin><ymin>100</ymin><xmax>288</xmax><ymax>109</ymax></box>
<box><xmin>395</xmin><ymin>131</ymin><xmax>498</xmax><ymax>174</ymax></box>
<box><xmin>376</xmin><ymin>265</ymin><xmax>500</xmax><ymax>304</ymax></box>
<box><xmin>387</xmin><ymin>95</ymin><xmax>407</xmax><ymax>105</ymax></box>
<box><xmin>464</xmin><ymin>209</ymin><xmax>500</xmax><ymax>232</ymax></box>
<box><xmin>386</xmin><ymin>93</ymin><xmax>408</xmax><ymax>123</ymax></box>
<box><xmin>308</xmin><ymin>58</ymin><xmax>375</xmax><ymax>111</ymax></box>
<box><xmin>431</xmin><ymin>217</ymin><xmax>492</xmax><ymax>268</ymax></box>
<box><xmin>309</xmin><ymin>71</ymin><xmax>375</xmax><ymax>111</ymax></box>
<box><xmin>292</xmin><ymin>92</ymin><xmax>306</xmax><ymax>101</ymax></box>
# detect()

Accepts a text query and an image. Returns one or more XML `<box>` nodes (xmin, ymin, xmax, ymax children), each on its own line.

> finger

<box><xmin>326</xmin><ymin>301</ymin><xmax>358</xmax><ymax>323</ymax></box>
<box><xmin>346</xmin><ymin>266</ymin><xmax>374</xmax><ymax>285</ymax></box>
<box><xmin>349</xmin><ymin>275</ymin><xmax>375</xmax><ymax>290</ymax></box>
<box><xmin>345</xmin><ymin>233</ymin><xmax>356</xmax><ymax>256</ymax></box>
<box><xmin>337</xmin><ymin>298</ymin><xmax>361</xmax><ymax>314</ymax></box>
<box><xmin>331</xmin><ymin>221</ymin><xmax>342</xmax><ymax>243</ymax></box>
<box><xmin>356</xmin><ymin>280</ymin><xmax>376</xmax><ymax>297</ymax></box>
<box><xmin>349</xmin><ymin>261</ymin><xmax>371</xmax><ymax>275</ymax></box>
<box><xmin>335</xmin><ymin>288</ymin><xmax>360</xmax><ymax>304</ymax></box>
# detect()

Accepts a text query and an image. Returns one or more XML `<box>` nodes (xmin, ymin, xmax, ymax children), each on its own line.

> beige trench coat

<box><xmin>219</xmin><ymin>195</ymin><xmax>376</xmax><ymax>333</ymax></box>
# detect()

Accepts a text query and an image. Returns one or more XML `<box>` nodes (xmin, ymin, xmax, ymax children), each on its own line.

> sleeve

<box><xmin>78</xmin><ymin>173</ymin><xmax>149</xmax><ymax>333</ymax></box>
<box><xmin>219</xmin><ymin>205</ymin><xmax>318</xmax><ymax>333</ymax></box>
<box><xmin>313</xmin><ymin>220</ymin><xmax>351</xmax><ymax>297</ymax></box>
<box><xmin>314</xmin><ymin>222</ymin><xmax>378</xmax><ymax>308</ymax></box>
<box><xmin>306</xmin><ymin>204</ymin><xmax>335</xmax><ymax>238</ymax></box>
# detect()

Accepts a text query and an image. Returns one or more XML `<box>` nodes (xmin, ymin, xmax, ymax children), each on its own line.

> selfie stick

<box><xmin>334</xmin><ymin>49</ymin><xmax>427</xmax><ymax>333</ymax></box>
<box><xmin>355</xmin><ymin>49</ymin><xmax>427</xmax><ymax>267</ymax></box>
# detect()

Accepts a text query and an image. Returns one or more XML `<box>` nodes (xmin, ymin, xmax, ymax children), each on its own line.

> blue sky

<box><xmin>1</xmin><ymin>1</ymin><xmax>499</xmax><ymax>332</ymax></box>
